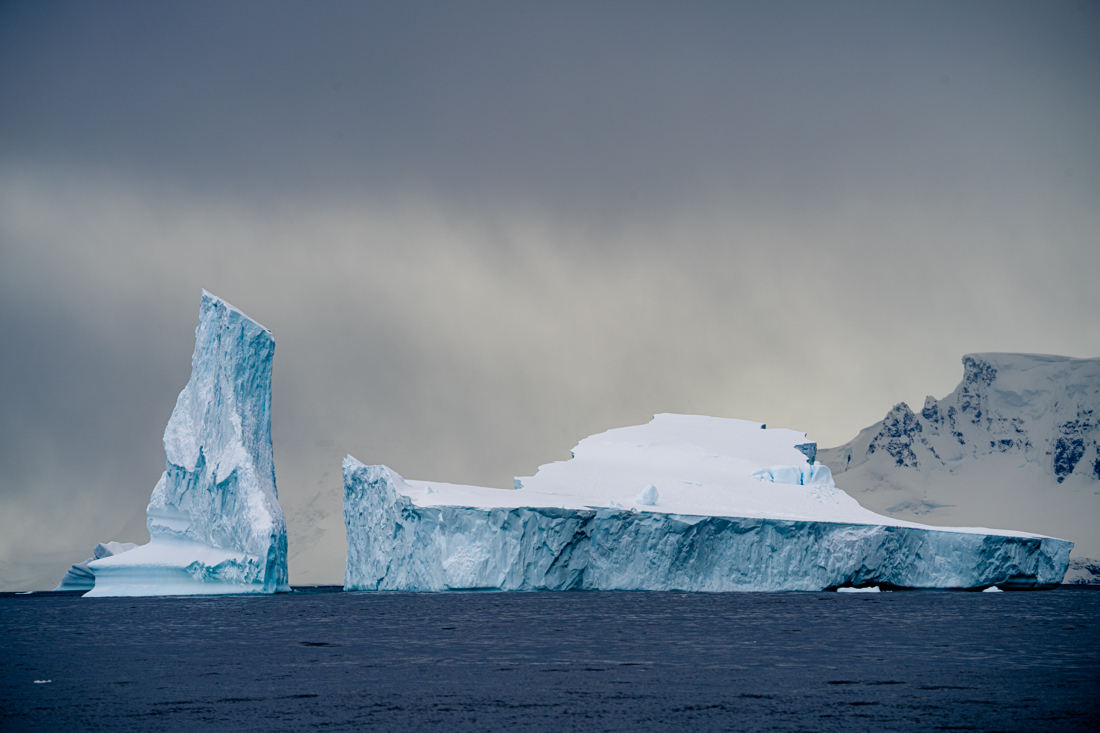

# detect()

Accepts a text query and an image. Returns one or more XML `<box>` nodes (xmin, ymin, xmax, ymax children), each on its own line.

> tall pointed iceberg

<box><xmin>84</xmin><ymin>291</ymin><xmax>289</xmax><ymax>596</ymax></box>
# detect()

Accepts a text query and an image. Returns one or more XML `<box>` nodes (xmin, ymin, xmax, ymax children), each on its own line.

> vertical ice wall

<box><xmin>84</xmin><ymin>291</ymin><xmax>289</xmax><ymax>596</ymax></box>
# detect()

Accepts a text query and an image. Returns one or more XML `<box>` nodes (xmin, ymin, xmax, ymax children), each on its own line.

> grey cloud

<box><xmin>1</xmin><ymin>1</ymin><xmax>1098</xmax><ymax>588</ymax></box>
<box><xmin>1</xmin><ymin>1</ymin><xmax>1097</xmax><ymax>211</ymax></box>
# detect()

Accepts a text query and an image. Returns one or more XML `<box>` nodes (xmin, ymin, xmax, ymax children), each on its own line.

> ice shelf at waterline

<box><xmin>82</xmin><ymin>291</ymin><xmax>289</xmax><ymax>596</ymax></box>
<box><xmin>344</xmin><ymin>414</ymin><xmax>1071</xmax><ymax>591</ymax></box>
<box><xmin>53</xmin><ymin>541</ymin><xmax>138</xmax><ymax>591</ymax></box>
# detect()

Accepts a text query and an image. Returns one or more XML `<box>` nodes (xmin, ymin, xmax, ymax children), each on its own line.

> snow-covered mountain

<box><xmin>820</xmin><ymin>353</ymin><xmax>1099</xmax><ymax>564</ymax></box>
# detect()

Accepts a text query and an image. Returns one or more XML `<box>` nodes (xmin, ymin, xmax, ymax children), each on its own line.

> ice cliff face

<box><xmin>344</xmin><ymin>414</ymin><xmax>1070</xmax><ymax>592</ymax></box>
<box><xmin>819</xmin><ymin>353</ymin><xmax>1099</xmax><ymax>560</ymax></box>
<box><xmin>84</xmin><ymin>291</ymin><xmax>289</xmax><ymax>596</ymax></box>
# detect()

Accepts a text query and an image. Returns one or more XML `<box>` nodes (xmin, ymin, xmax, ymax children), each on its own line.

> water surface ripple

<box><xmin>1</xmin><ymin>588</ymin><xmax>1097</xmax><ymax>731</ymax></box>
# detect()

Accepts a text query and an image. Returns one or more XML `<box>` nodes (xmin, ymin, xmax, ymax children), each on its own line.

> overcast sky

<box><xmin>2</xmin><ymin>1</ymin><xmax>1098</xmax><ymax>588</ymax></box>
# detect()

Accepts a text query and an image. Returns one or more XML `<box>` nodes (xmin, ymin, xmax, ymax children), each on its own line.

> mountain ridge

<box><xmin>820</xmin><ymin>353</ymin><xmax>1099</xmax><ymax>569</ymax></box>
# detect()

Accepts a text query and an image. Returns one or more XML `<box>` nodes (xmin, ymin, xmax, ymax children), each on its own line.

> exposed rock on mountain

<box><xmin>820</xmin><ymin>353</ymin><xmax>1099</xmax><ymax>564</ymax></box>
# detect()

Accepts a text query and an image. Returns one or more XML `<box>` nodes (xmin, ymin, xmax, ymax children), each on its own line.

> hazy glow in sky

<box><xmin>1</xmin><ymin>1</ymin><xmax>1097</xmax><ymax>587</ymax></box>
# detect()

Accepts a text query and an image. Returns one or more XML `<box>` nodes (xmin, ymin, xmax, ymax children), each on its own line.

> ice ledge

<box><xmin>343</xmin><ymin>457</ymin><xmax>1072</xmax><ymax>592</ymax></box>
<box><xmin>53</xmin><ymin>542</ymin><xmax>138</xmax><ymax>591</ymax></box>
<box><xmin>84</xmin><ymin>537</ymin><xmax>275</xmax><ymax>597</ymax></box>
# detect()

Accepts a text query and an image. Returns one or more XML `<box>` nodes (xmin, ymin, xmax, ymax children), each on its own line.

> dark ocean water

<box><xmin>1</xmin><ymin>587</ymin><xmax>1097</xmax><ymax>732</ymax></box>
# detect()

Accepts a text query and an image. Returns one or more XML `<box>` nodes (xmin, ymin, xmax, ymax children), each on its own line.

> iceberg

<box><xmin>344</xmin><ymin>414</ymin><xmax>1071</xmax><ymax>592</ymax></box>
<box><xmin>82</xmin><ymin>291</ymin><xmax>289</xmax><ymax>596</ymax></box>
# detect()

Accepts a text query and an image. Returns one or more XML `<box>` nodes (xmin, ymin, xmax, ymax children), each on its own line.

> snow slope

<box><xmin>1064</xmin><ymin>558</ymin><xmax>1100</xmax><ymax>585</ymax></box>
<box><xmin>344</xmin><ymin>414</ymin><xmax>1070</xmax><ymax>591</ymax></box>
<box><xmin>819</xmin><ymin>354</ymin><xmax>1099</xmax><ymax>562</ymax></box>
<box><xmin>84</xmin><ymin>291</ymin><xmax>289</xmax><ymax>596</ymax></box>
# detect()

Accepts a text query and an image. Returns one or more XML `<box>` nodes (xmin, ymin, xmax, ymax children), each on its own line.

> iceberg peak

<box><xmin>635</xmin><ymin>485</ymin><xmax>659</xmax><ymax>506</ymax></box>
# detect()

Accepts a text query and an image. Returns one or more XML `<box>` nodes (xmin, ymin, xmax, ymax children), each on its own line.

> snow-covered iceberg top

<box><xmin>344</xmin><ymin>414</ymin><xmax>1071</xmax><ymax>592</ymax></box>
<box><xmin>83</xmin><ymin>291</ymin><xmax>289</xmax><ymax>597</ymax></box>
<box><xmin>399</xmin><ymin>414</ymin><xmax>1045</xmax><ymax>537</ymax></box>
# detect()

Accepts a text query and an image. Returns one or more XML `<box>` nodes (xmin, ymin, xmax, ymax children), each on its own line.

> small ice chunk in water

<box><xmin>635</xmin><ymin>485</ymin><xmax>658</xmax><ymax>506</ymax></box>
<box><xmin>982</xmin><ymin>586</ymin><xmax>1003</xmax><ymax>592</ymax></box>
<box><xmin>837</xmin><ymin>586</ymin><xmax>881</xmax><ymax>593</ymax></box>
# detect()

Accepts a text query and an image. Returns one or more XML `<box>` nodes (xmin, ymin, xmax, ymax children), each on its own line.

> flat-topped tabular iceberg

<box><xmin>344</xmin><ymin>414</ymin><xmax>1071</xmax><ymax>591</ymax></box>
<box><xmin>83</xmin><ymin>291</ymin><xmax>289</xmax><ymax>596</ymax></box>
